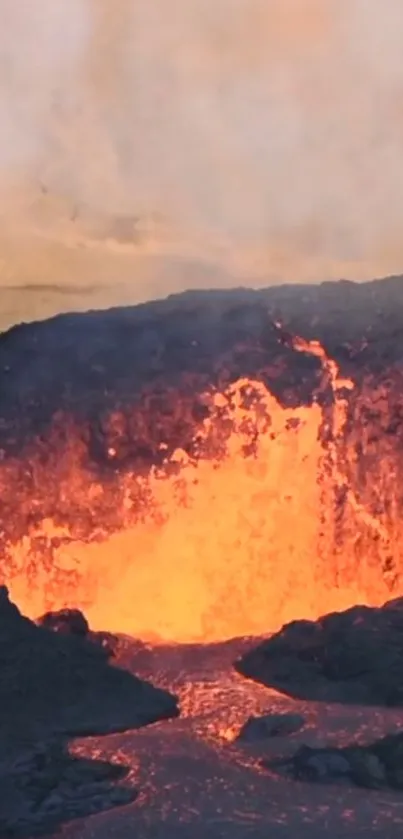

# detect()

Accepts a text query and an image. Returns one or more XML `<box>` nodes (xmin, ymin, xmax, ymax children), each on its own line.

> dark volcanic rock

<box><xmin>269</xmin><ymin>731</ymin><xmax>403</xmax><ymax>791</ymax></box>
<box><xmin>37</xmin><ymin>608</ymin><xmax>120</xmax><ymax>659</ymax></box>
<box><xmin>0</xmin><ymin>587</ymin><xmax>179</xmax><ymax>743</ymax></box>
<box><xmin>0</xmin><ymin>586</ymin><xmax>178</xmax><ymax>835</ymax></box>
<box><xmin>0</xmin><ymin>741</ymin><xmax>136</xmax><ymax>838</ymax></box>
<box><xmin>235</xmin><ymin>598</ymin><xmax>403</xmax><ymax>706</ymax></box>
<box><xmin>237</xmin><ymin>712</ymin><xmax>305</xmax><ymax>742</ymax></box>
<box><xmin>38</xmin><ymin>607</ymin><xmax>90</xmax><ymax>637</ymax></box>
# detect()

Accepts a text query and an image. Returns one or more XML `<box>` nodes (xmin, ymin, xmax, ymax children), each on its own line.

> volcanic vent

<box><xmin>1</xmin><ymin>277</ymin><xmax>403</xmax><ymax>642</ymax></box>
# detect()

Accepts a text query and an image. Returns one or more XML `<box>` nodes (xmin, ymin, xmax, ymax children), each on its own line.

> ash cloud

<box><xmin>1</xmin><ymin>0</ymin><xmax>403</xmax><ymax>323</ymax></box>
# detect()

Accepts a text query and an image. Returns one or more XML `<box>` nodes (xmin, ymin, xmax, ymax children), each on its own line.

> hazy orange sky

<box><xmin>1</xmin><ymin>0</ymin><xmax>403</xmax><ymax>328</ymax></box>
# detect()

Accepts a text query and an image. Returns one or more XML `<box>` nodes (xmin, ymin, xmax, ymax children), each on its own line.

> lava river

<box><xmin>61</xmin><ymin>635</ymin><xmax>403</xmax><ymax>838</ymax></box>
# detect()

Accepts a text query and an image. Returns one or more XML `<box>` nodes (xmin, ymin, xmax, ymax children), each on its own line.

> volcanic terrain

<box><xmin>2</xmin><ymin>274</ymin><xmax>403</xmax><ymax>836</ymax></box>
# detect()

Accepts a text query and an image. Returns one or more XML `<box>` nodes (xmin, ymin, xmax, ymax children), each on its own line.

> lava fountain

<box><xmin>0</xmin><ymin>327</ymin><xmax>401</xmax><ymax>642</ymax></box>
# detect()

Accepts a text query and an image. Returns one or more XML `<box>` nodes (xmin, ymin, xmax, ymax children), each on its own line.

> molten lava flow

<box><xmin>1</xmin><ymin>332</ymin><xmax>402</xmax><ymax>642</ymax></box>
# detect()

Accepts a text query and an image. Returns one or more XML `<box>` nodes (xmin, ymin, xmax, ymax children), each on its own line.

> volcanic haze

<box><xmin>2</xmin><ymin>1</ymin><xmax>403</xmax><ymax>330</ymax></box>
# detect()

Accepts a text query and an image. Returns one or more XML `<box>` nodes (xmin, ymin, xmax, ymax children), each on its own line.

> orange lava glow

<box><xmin>1</xmin><ymin>333</ymin><xmax>402</xmax><ymax>642</ymax></box>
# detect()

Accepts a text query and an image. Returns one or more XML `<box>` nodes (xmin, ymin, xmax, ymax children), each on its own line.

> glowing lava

<box><xmin>1</xmin><ymin>331</ymin><xmax>401</xmax><ymax>642</ymax></box>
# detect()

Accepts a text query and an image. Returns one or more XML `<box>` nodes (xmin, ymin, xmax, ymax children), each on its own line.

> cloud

<box><xmin>1</xmin><ymin>0</ymin><xmax>403</xmax><ymax>309</ymax></box>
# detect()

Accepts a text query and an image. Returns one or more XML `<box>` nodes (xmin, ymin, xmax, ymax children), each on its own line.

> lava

<box><xmin>0</xmin><ymin>330</ymin><xmax>401</xmax><ymax>642</ymax></box>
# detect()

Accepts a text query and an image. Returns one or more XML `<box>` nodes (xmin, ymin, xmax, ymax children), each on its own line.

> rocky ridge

<box><xmin>235</xmin><ymin>597</ymin><xmax>403</xmax><ymax>706</ymax></box>
<box><xmin>0</xmin><ymin>588</ymin><xmax>178</xmax><ymax>836</ymax></box>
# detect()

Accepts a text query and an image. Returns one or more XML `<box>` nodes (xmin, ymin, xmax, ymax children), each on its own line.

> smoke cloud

<box><xmin>1</xmin><ymin>0</ymin><xmax>403</xmax><ymax>327</ymax></box>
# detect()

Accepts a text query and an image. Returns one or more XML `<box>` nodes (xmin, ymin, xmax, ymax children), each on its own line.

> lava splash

<box><xmin>0</xmin><ymin>323</ymin><xmax>402</xmax><ymax>642</ymax></box>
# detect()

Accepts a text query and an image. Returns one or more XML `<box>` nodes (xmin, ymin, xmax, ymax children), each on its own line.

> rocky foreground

<box><xmin>268</xmin><ymin>731</ymin><xmax>403</xmax><ymax>791</ymax></box>
<box><xmin>235</xmin><ymin>596</ymin><xmax>403</xmax><ymax>706</ymax></box>
<box><xmin>0</xmin><ymin>588</ymin><xmax>178</xmax><ymax>836</ymax></box>
<box><xmin>4</xmin><ymin>594</ymin><xmax>403</xmax><ymax>835</ymax></box>
<box><xmin>58</xmin><ymin>610</ymin><xmax>403</xmax><ymax>839</ymax></box>
<box><xmin>235</xmin><ymin>596</ymin><xmax>403</xmax><ymax>793</ymax></box>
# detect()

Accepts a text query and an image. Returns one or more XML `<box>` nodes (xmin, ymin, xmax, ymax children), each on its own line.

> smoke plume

<box><xmin>1</xmin><ymin>1</ymin><xmax>403</xmax><ymax>327</ymax></box>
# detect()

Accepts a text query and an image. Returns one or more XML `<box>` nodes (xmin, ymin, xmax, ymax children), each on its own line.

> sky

<box><xmin>1</xmin><ymin>0</ymin><xmax>403</xmax><ymax>328</ymax></box>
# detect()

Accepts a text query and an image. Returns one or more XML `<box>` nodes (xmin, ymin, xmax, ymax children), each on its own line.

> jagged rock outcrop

<box><xmin>268</xmin><ymin>731</ymin><xmax>403</xmax><ymax>791</ymax></box>
<box><xmin>37</xmin><ymin>607</ymin><xmax>120</xmax><ymax>658</ymax></box>
<box><xmin>0</xmin><ymin>586</ymin><xmax>179</xmax><ymax>835</ymax></box>
<box><xmin>38</xmin><ymin>607</ymin><xmax>90</xmax><ymax>636</ymax></box>
<box><xmin>235</xmin><ymin>598</ymin><xmax>403</xmax><ymax>706</ymax></box>
<box><xmin>0</xmin><ymin>586</ymin><xmax>179</xmax><ymax>743</ymax></box>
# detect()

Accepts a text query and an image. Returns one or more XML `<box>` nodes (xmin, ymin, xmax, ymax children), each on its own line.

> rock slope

<box><xmin>0</xmin><ymin>587</ymin><xmax>178</xmax><ymax>835</ymax></box>
<box><xmin>235</xmin><ymin>598</ymin><xmax>403</xmax><ymax>706</ymax></box>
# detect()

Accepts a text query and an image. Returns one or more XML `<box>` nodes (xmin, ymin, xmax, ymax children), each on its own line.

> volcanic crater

<box><xmin>2</xmin><ymin>275</ymin><xmax>403</xmax><ymax>837</ymax></box>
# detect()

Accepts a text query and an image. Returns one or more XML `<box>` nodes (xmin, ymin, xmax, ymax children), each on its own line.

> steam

<box><xmin>1</xmin><ymin>0</ymin><xmax>403</xmax><ymax>317</ymax></box>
